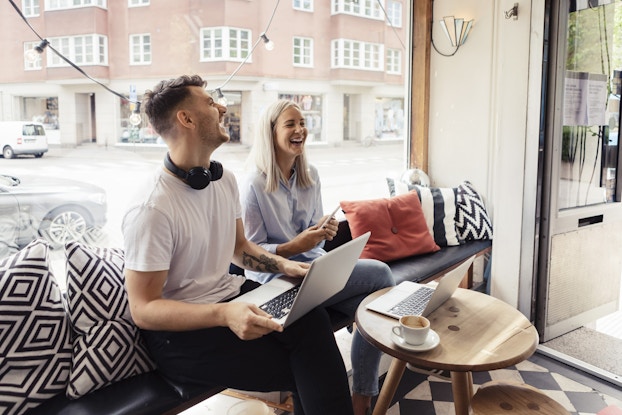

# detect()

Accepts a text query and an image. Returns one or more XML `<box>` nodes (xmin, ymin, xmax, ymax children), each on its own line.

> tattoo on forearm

<box><xmin>242</xmin><ymin>252</ymin><xmax>280</xmax><ymax>273</ymax></box>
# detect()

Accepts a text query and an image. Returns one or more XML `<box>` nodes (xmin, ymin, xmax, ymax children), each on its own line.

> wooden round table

<box><xmin>356</xmin><ymin>287</ymin><xmax>539</xmax><ymax>415</ymax></box>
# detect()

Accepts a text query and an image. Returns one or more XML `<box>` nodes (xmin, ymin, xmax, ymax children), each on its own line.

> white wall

<box><xmin>428</xmin><ymin>0</ymin><xmax>545</xmax><ymax>312</ymax></box>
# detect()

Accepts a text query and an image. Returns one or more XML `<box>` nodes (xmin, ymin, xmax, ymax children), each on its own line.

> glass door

<box><xmin>537</xmin><ymin>0</ymin><xmax>622</xmax><ymax>382</ymax></box>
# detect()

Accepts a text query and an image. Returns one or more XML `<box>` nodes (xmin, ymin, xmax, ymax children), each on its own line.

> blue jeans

<box><xmin>321</xmin><ymin>259</ymin><xmax>396</xmax><ymax>397</ymax></box>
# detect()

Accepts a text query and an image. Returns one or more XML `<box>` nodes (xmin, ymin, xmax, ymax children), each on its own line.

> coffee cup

<box><xmin>392</xmin><ymin>315</ymin><xmax>430</xmax><ymax>345</ymax></box>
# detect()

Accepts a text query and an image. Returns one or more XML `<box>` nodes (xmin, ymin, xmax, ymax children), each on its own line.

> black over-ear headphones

<box><xmin>164</xmin><ymin>153</ymin><xmax>223</xmax><ymax>190</ymax></box>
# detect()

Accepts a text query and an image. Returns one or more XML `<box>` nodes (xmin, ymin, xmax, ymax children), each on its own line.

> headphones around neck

<box><xmin>164</xmin><ymin>153</ymin><xmax>223</xmax><ymax>190</ymax></box>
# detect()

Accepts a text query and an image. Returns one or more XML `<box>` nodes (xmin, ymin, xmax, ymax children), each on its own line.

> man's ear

<box><xmin>176</xmin><ymin>110</ymin><xmax>194</xmax><ymax>129</ymax></box>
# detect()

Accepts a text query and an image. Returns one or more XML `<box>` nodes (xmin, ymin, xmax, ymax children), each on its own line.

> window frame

<box><xmin>129</xmin><ymin>33</ymin><xmax>152</xmax><ymax>65</ymax></box>
<box><xmin>47</xmin><ymin>34</ymin><xmax>108</xmax><ymax>67</ymax></box>
<box><xmin>293</xmin><ymin>36</ymin><xmax>314</xmax><ymax>67</ymax></box>
<box><xmin>200</xmin><ymin>27</ymin><xmax>252</xmax><ymax>62</ymax></box>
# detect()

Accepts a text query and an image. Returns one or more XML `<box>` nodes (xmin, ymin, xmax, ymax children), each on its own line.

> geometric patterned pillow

<box><xmin>64</xmin><ymin>242</ymin><xmax>155</xmax><ymax>399</ymax></box>
<box><xmin>455</xmin><ymin>181</ymin><xmax>493</xmax><ymax>241</ymax></box>
<box><xmin>0</xmin><ymin>239</ymin><xmax>73</xmax><ymax>415</ymax></box>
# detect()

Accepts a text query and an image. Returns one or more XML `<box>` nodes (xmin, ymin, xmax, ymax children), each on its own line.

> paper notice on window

<box><xmin>563</xmin><ymin>71</ymin><xmax>608</xmax><ymax>126</ymax></box>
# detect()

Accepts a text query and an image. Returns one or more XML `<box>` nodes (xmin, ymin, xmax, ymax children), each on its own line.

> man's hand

<box><xmin>225</xmin><ymin>302</ymin><xmax>284</xmax><ymax>340</ymax></box>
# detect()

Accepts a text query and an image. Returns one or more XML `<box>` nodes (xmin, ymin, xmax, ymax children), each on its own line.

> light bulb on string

<box><xmin>24</xmin><ymin>39</ymin><xmax>49</xmax><ymax>64</ymax></box>
<box><xmin>260</xmin><ymin>33</ymin><xmax>274</xmax><ymax>51</ymax></box>
<box><xmin>128</xmin><ymin>101</ymin><xmax>142</xmax><ymax>126</ymax></box>
<box><xmin>215</xmin><ymin>88</ymin><xmax>228</xmax><ymax>107</ymax></box>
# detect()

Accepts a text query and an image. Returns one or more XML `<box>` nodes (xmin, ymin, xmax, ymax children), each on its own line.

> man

<box><xmin>122</xmin><ymin>75</ymin><xmax>354</xmax><ymax>415</ymax></box>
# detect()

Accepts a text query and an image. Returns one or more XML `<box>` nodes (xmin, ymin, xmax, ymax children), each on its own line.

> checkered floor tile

<box><xmin>379</xmin><ymin>355</ymin><xmax>622</xmax><ymax>415</ymax></box>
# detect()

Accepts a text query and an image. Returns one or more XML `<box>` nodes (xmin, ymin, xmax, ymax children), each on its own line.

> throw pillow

<box><xmin>340</xmin><ymin>191</ymin><xmax>440</xmax><ymax>262</ymax></box>
<box><xmin>455</xmin><ymin>181</ymin><xmax>493</xmax><ymax>241</ymax></box>
<box><xmin>386</xmin><ymin>178</ymin><xmax>460</xmax><ymax>247</ymax></box>
<box><xmin>412</xmin><ymin>186</ymin><xmax>461</xmax><ymax>247</ymax></box>
<box><xmin>0</xmin><ymin>239</ymin><xmax>72</xmax><ymax>415</ymax></box>
<box><xmin>64</xmin><ymin>242</ymin><xmax>155</xmax><ymax>399</ymax></box>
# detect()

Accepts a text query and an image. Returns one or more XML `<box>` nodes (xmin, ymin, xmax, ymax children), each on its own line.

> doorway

<box><xmin>537</xmin><ymin>0</ymin><xmax>622</xmax><ymax>385</ymax></box>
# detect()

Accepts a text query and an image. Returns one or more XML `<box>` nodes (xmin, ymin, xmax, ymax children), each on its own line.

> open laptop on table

<box><xmin>232</xmin><ymin>232</ymin><xmax>371</xmax><ymax>328</ymax></box>
<box><xmin>365</xmin><ymin>255</ymin><xmax>476</xmax><ymax>319</ymax></box>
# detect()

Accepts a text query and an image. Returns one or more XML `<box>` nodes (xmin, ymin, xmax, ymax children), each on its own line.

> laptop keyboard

<box><xmin>388</xmin><ymin>286</ymin><xmax>435</xmax><ymax>317</ymax></box>
<box><xmin>259</xmin><ymin>286</ymin><xmax>300</xmax><ymax>319</ymax></box>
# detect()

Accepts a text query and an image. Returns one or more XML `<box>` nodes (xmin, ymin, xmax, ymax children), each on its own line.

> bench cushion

<box><xmin>24</xmin><ymin>372</ymin><xmax>183</xmax><ymax>415</ymax></box>
<box><xmin>386</xmin><ymin>240</ymin><xmax>492</xmax><ymax>284</ymax></box>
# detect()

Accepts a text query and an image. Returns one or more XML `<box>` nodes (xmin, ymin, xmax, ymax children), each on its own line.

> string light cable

<box><xmin>9</xmin><ymin>0</ymin><xmax>140</xmax><ymax>109</ymax></box>
<box><xmin>210</xmin><ymin>0</ymin><xmax>280</xmax><ymax>104</ymax></box>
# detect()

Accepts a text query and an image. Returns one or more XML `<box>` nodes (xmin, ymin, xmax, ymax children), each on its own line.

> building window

<box><xmin>22</xmin><ymin>0</ymin><xmax>40</xmax><ymax>16</ymax></box>
<box><xmin>45</xmin><ymin>0</ymin><xmax>106</xmax><ymax>10</ymax></box>
<box><xmin>293</xmin><ymin>37</ymin><xmax>313</xmax><ymax>67</ymax></box>
<box><xmin>200</xmin><ymin>27</ymin><xmax>251</xmax><ymax>62</ymax></box>
<box><xmin>331</xmin><ymin>0</ymin><xmax>383</xmax><ymax>20</ymax></box>
<box><xmin>385</xmin><ymin>1</ymin><xmax>402</xmax><ymax>28</ymax></box>
<box><xmin>24</xmin><ymin>41</ymin><xmax>42</xmax><ymax>70</ymax></box>
<box><xmin>47</xmin><ymin>35</ymin><xmax>108</xmax><ymax>66</ymax></box>
<box><xmin>128</xmin><ymin>0</ymin><xmax>148</xmax><ymax>6</ymax></box>
<box><xmin>386</xmin><ymin>48</ymin><xmax>401</xmax><ymax>74</ymax></box>
<box><xmin>293</xmin><ymin>0</ymin><xmax>312</xmax><ymax>12</ymax></box>
<box><xmin>130</xmin><ymin>34</ymin><xmax>151</xmax><ymax>65</ymax></box>
<box><xmin>332</xmin><ymin>39</ymin><xmax>383</xmax><ymax>71</ymax></box>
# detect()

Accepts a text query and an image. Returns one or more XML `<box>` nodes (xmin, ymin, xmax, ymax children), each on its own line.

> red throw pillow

<box><xmin>340</xmin><ymin>191</ymin><xmax>440</xmax><ymax>262</ymax></box>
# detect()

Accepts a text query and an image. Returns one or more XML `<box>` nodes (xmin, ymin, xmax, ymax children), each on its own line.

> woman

<box><xmin>241</xmin><ymin>99</ymin><xmax>395</xmax><ymax>415</ymax></box>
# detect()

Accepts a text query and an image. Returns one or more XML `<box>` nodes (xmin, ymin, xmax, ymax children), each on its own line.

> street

<box><xmin>1</xmin><ymin>140</ymin><xmax>405</xmax><ymax>281</ymax></box>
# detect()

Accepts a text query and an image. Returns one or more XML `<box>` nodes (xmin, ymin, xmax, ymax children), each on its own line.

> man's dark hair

<box><xmin>143</xmin><ymin>75</ymin><xmax>207</xmax><ymax>137</ymax></box>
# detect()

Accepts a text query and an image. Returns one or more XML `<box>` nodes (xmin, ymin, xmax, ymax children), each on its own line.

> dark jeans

<box><xmin>141</xmin><ymin>281</ymin><xmax>353</xmax><ymax>415</ymax></box>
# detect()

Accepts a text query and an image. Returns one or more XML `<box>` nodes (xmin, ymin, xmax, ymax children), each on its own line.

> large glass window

<box><xmin>1</xmin><ymin>1</ymin><xmax>410</xmax><ymax>285</ymax></box>
<box><xmin>559</xmin><ymin>1</ymin><xmax>622</xmax><ymax>208</ymax></box>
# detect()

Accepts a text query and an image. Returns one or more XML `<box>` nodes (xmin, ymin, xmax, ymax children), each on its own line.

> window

<box><xmin>24</xmin><ymin>41</ymin><xmax>42</xmax><ymax>70</ymax></box>
<box><xmin>386</xmin><ymin>48</ymin><xmax>401</xmax><ymax>74</ymax></box>
<box><xmin>128</xmin><ymin>0</ymin><xmax>148</xmax><ymax>6</ymax></box>
<box><xmin>1</xmin><ymin>1</ymin><xmax>410</xmax><ymax>271</ymax></box>
<box><xmin>331</xmin><ymin>0</ymin><xmax>383</xmax><ymax>20</ymax></box>
<box><xmin>332</xmin><ymin>39</ymin><xmax>383</xmax><ymax>70</ymax></box>
<box><xmin>130</xmin><ymin>34</ymin><xmax>151</xmax><ymax>65</ymax></box>
<box><xmin>293</xmin><ymin>0</ymin><xmax>312</xmax><ymax>12</ymax></box>
<box><xmin>293</xmin><ymin>37</ymin><xmax>313</xmax><ymax>67</ymax></box>
<box><xmin>22</xmin><ymin>0</ymin><xmax>40</xmax><ymax>16</ymax></box>
<box><xmin>200</xmin><ymin>27</ymin><xmax>251</xmax><ymax>62</ymax></box>
<box><xmin>45</xmin><ymin>0</ymin><xmax>106</xmax><ymax>10</ymax></box>
<box><xmin>47</xmin><ymin>35</ymin><xmax>108</xmax><ymax>66</ymax></box>
<box><xmin>385</xmin><ymin>1</ymin><xmax>402</xmax><ymax>28</ymax></box>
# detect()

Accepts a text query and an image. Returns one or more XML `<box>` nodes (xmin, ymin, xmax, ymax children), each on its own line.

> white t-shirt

<box><xmin>122</xmin><ymin>167</ymin><xmax>245</xmax><ymax>304</ymax></box>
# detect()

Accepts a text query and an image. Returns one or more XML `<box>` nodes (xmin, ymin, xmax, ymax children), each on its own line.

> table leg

<box><xmin>450</xmin><ymin>371</ymin><xmax>474</xmax><ymax>415</ymax></box>
<box><xmin>372</xmin><ymin>358</ymin><xmax>407</xmax><ymax>415</ymax></box>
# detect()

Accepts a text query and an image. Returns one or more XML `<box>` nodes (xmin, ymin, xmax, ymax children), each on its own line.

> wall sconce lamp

<box><xmin>440</xmin><ymin>16</ymin><xmax>473</xmax><ymax>48</ymax></box>
<box><xmin>24</xmin><ymin>39</ymin><xmax>49</xmax><ymax>63</ymax></box>
<box><xmin>260</xmin><ymin>33</ymin><xmax>274</xmax><ymax>51</ymax></box>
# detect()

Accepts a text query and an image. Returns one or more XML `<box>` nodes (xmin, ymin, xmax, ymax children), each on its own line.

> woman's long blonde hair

<box><xmin>250</xmin><ymin>99</ymin><xmax>315</xmax><ymax>192</ymax></box>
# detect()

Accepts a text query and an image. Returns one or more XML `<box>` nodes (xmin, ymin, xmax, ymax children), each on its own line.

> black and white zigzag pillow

<box><xmin>0</xmin><ymin>239</ymin><xmax>73</xmax><ymax>415</ymax></box>
<box><xmin>64</xmin><ymin>242</ymin><xmax>155</xmax><ymax>399</ymax></box>
<box><xmin>455</xmin><ymin>181</ymin><xmax>493</xmax><ymax>241</ymax></box>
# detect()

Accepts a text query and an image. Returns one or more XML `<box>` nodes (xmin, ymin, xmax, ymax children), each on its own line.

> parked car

<box><xmin>0</xmin><ymin>121</ymin><xmax>48</xmax><ymax>159</ymax></box>
<box><xmin>0</xmin><ymin>173</ymin><xmax>107</xmax><ymax>256</ymax></box>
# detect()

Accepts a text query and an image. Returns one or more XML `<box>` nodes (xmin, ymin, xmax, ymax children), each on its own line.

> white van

<box><xmin>0</xmin><ymin>121</ymin><xmax>48</xmax><ymax>159</ymax></box>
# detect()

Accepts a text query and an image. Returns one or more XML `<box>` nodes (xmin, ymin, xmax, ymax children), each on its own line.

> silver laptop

<box><xmin>232</xmin><ymin>232</ymin><xmax>371</xmax><ymax>327</ymax></box>
<box><xmin>366</xmin><ymin>255</ymin><xmax>476</xmax><ymax>319</ymax></box>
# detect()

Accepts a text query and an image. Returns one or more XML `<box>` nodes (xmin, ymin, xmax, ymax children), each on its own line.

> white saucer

<box><xmin>391</xmin><ymin>329</ymin><xmax>440</xmax><ymax>352</ymax></box>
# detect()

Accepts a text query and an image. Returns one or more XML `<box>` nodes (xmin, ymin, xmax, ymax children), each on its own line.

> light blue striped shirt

<box><xmin>241</xmin><ymin>165</ymin><xmax>325</xmax><ymax>283</ymax></box>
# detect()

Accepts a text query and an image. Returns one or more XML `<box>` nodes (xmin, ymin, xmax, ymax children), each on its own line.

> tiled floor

<box><xmin>184</xmin><ymin>328</ymin><xmax>622</xmax><ymax>414</ymax></box>
<box><xmin>383</xmin><ymin>353</ymin><xmax>622</xmax><ymax>415</ymax></box>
